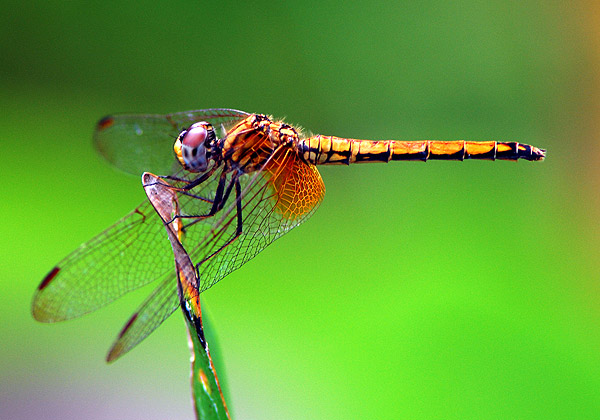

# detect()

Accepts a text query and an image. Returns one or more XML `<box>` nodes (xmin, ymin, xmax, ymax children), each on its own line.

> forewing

<box><xmin>32</xmin><ymin>200</ymin><xmax>172</xmax><ymax>322</ymax></box>
<box><xmin>31</xmin><ymin>168</ymin><xmax>226</xmax><ymax>323</ymax></box>
<box><xmin>32</xmin><ymin>137</ymin><xmax>326</xmax><ymax>361</ymax></box>
<box><xmin>34</xmin><ymin>108</ymin><xmax>256</xmax><ymax>359</ymax></box>
<box><xmin>94</xmin><ymin>108</ymin><xmax>249</xmax><ymax>175</ymax></box>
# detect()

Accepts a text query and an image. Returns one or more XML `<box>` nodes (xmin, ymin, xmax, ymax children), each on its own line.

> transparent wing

<box><xmin>106</xmin><ymin>274</ymin><xmax>179</xmax><ymax>362</ymax></box>
<box><xmin>31</xmin><ymin>170</ymin><xmax>225</xmax><ymax>323</ymax></box>
<box><xmin>34</xmin><ymin>108</ymin><xmax>249</xmax><ymax>323</ymax></box>
<box><xmin>102</xmin><ymin>148</ymin><xmax>325</xmax><ymax>361</ymax></box>
<box><xmin>32</xmin><ymin>142</ymin><xmax>326</xmax><ymax>361</ymax></box>
<box><xmin>94</xmin><ymin>108</ymin><xmax>249</xmax><ymax>175</ymax></box>
<box><xmin>32</xmin><ymin>200</ymin><xmax>168</xmax><ymax>322</ymax></box>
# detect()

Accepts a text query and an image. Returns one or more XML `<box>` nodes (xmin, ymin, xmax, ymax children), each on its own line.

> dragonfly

<box><xmin>32</xmin><ymin>108</ymin><xmax>546</xmax><ymax>362</ymax></box>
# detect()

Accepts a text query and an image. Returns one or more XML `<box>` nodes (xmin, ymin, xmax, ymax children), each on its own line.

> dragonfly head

<box><xmin>174</xmin><ymin>122</ymin><xmax>217</xmax><ymax>172</ymax></box>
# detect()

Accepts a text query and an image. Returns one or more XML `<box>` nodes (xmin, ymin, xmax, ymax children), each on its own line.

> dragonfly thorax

<box><xmin>220</xmin><ymin>114</ymin><xmax>302</xmax><ymax>173</ymax></box>
<box><xmin>174</xmin><ymin>122</ymin><xmax>218</xmax><ymax>173</ymax></box>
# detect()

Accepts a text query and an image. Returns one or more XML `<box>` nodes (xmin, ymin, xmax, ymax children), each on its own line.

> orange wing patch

<box><xmin>265</xmin><ymin>150</ymin><xmax>325</xmax><ymax>220</ymax></box>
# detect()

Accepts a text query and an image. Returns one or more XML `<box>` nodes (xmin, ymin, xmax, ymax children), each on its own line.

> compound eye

<box><xmin>183</xmin><ymin>123</ymin><xmax>208</xmax><ymax>148</ymax></box>
<box><xmin>179</xmin><ymin>123</ymin><xmax>209</xmax><ymax>172</ymax></box>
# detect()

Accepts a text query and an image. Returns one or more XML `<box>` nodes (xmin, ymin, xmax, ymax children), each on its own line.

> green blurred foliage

<box><xmin>1</xmin><ymin>1</ymin><xmax>598</xmax><ymax>419</ymax></box>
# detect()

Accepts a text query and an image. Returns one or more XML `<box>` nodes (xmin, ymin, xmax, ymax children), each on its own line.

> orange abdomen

<box><xmin>299</xmin><ymin>136</ymin><xmax>546</xmax><ymax>164</ymax></box>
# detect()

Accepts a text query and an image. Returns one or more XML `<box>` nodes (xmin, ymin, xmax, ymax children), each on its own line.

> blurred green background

<box><xmin>2</xmin><ymin>1</ymin><xmax>599</xmax><ymax>419</ymax></box>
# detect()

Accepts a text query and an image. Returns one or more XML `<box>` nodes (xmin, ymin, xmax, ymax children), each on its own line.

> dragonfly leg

<box><xmin>160</xmin><ymin>174</ymin><xmax>191</xmax><ymax>182</ymax></box>
<box><xmin>158</xmin><ymin>165</ymin><xmax>219</xmax><ymax>191</ymax></box>
<box><xmin>234</xmin><ymin>178</ymin><xmax>242</xmax><ymax>234</ymax></box>
<box><xmin>181</xmin><ymin>165</ymin><xmax>218</xmax><ymax>191</ymax></box>
<box><xmin>178</xmin><ymin>190</ymin><xmax>213</xmax><ymax>204</ymax></box>
<box><xmin>158</xmin><ymin>176</ymin><xmax>213</xmax><ymax>203</ymax></box>
<box><xmin>164</xmin><ymin>166</ymin><xmax>224</xmax><ymax>206</ymax></box>
<box><xmin>195</xmin><ymin>178</ymin><xmax>243</xmax><ymax>273</ymax></box>
<box><xmin>208</xmin><ymin>171</ymin><xmax>228</xmax><ymax>214</ymax></box>
<box><xmin>172</xmin><ymin>171</ymin><xmax>237</xmax><ymax>231</ymax></box>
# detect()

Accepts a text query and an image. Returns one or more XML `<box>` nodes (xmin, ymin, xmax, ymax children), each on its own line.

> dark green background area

<box><xmin>2</xmin><ymin>1</ymin><xmax>598</xmax><ymax>419</ymax></box>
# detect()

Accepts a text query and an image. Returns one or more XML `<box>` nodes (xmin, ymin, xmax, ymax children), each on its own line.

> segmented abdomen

<box><xmin>299</xmin><ymin>136</ymin><xmax>546</xmax><ymax>165</ymax></box>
